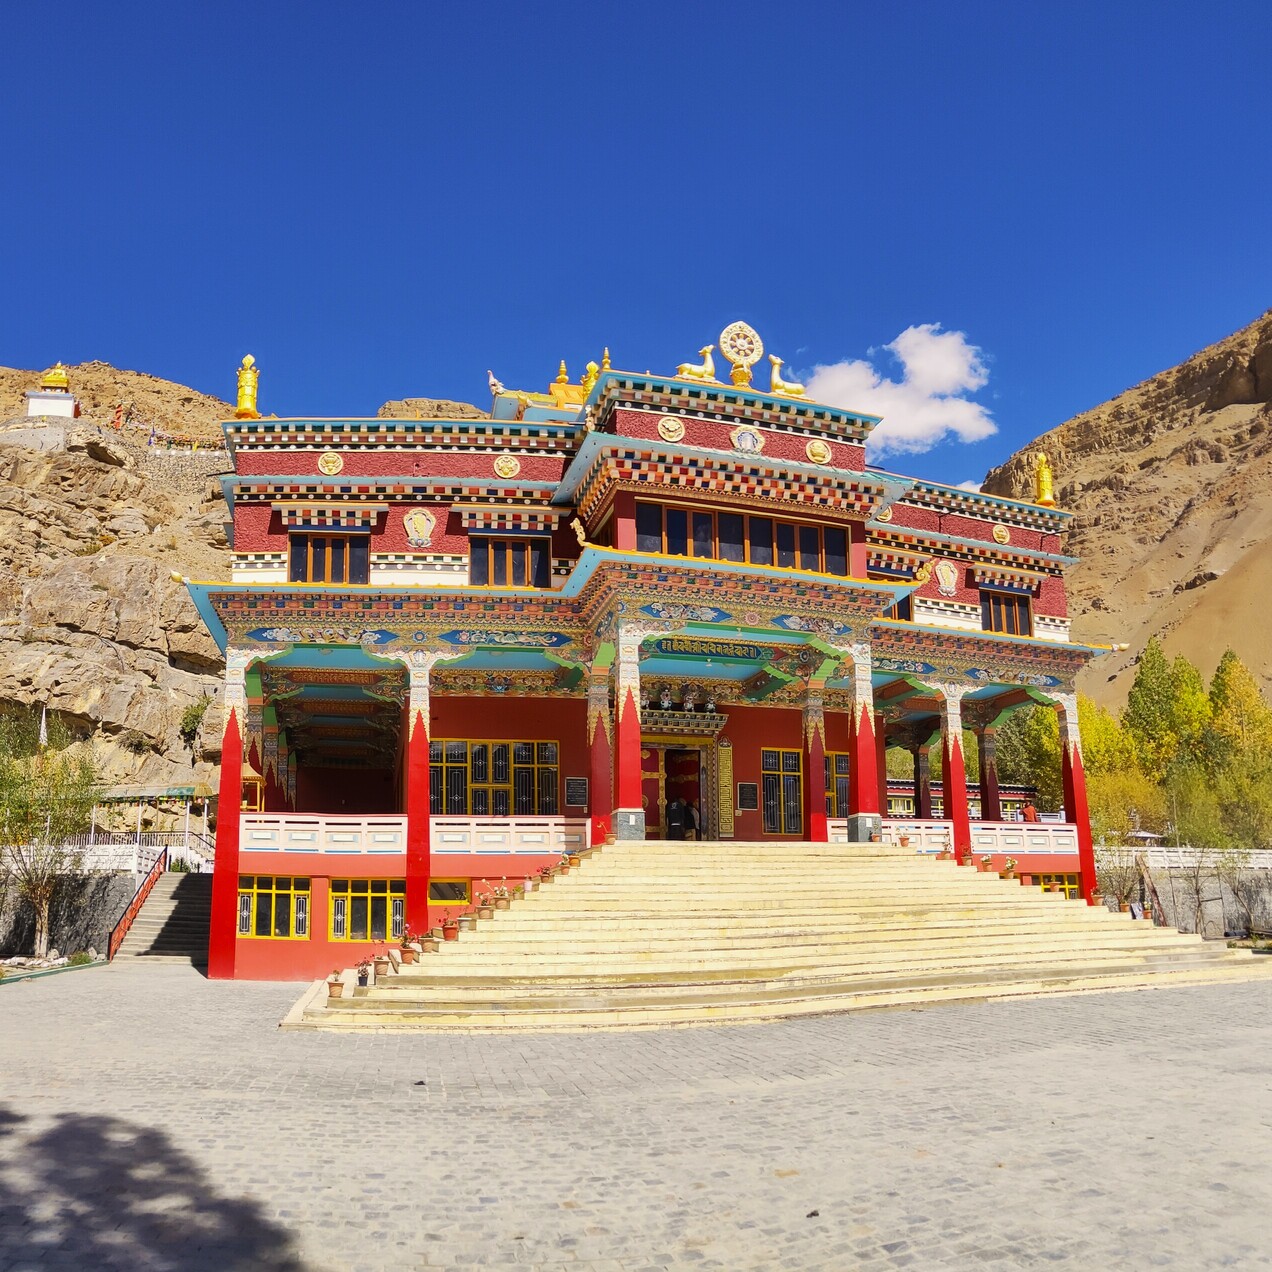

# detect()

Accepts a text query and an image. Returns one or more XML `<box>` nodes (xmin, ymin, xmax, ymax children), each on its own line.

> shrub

<box><xmin>68</xmin><ymin>951</ymin><xmax>92</xmax><ymax>966</ymax></box>
<box><xmin>179</xmin><ymin>696</ymin><xmax>211</xmax><ymax>748</ymax></box>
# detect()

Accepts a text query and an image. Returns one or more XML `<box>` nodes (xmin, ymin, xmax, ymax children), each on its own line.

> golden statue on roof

<box><xmin>719</xmin><ymin>322</ymin><xmax>764</xmax><ymax>387</ymax></box>
<box><xmin>41</xmin><ymin>362</ymin><xmax>70</xmax><ymax>391</ymax></box>
<box><xmin>1035</xmin><ymin>450</ymin><xmax>1056</xmax><ymax>508</ymax></box>
<box><xmin>235</xmin><ymin>354</ymin><xmax>261</xmax><ymax>420</ymax></box>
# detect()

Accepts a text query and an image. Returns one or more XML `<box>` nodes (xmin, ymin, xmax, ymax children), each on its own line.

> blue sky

<box><xmin>6</xmin><ymin>1</ymin><xmax>1270</xmax><ymax>484</ymax></box>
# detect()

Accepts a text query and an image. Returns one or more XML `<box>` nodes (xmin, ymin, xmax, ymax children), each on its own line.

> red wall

<box><xmin>235</xmin><ymin>449</ymin><xmax>569</xmax><ymax>481</ymax></box>
<box><xmin>295</xmin><ymin>766</ymin><xmax>397</xmax><ymax>814</ymax></box>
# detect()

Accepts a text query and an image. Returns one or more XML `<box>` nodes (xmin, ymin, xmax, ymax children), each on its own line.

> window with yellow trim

<box><xmin>241</xmin><ymin>777</ymin><xmax>263</xmax><ymax>813</ymax></box>
<box><xmin>328</xmin><ymin>879</ymin><xmax>404</xmax><ymax>941</ymax></box>
<box><xmin>1036</xmin><ymin>873</ymin><xmax>1080</xmax><ymax>899</ymax></box>
<box><xmin>761</xmin><ymin>749</ymin><xmax>802</xmax><ymax>835</ymax></box>
<box><xmin>428</xmin><ymin>879</ymin><xmax>471</xmax><ymax>905</ymax></box>
<box><xmin>237</xmin><ymin>875</ymin><xmax>310</xmax><ymax>939</ymax></box>
<box><xmin>429</xmin><ymin>740</ymin><xmax>559</xmax><ymax>816</ymax></box>
<box><xmin>823</xmin><ymin>752</ymin><xmax>850</xmax><ymax>817</ymax></box>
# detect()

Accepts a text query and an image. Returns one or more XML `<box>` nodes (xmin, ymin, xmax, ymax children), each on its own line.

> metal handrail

<box><xmin>107</xmin><ymin>849</ymin><xmax>169</xmax><ymax>960</ymax></box>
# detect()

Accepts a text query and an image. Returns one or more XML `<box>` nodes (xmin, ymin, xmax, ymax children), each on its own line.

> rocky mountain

<box><xmin>982</xmin><ymin>309</ymin><xmax>1272</xmax><ymax>706</ymax></box>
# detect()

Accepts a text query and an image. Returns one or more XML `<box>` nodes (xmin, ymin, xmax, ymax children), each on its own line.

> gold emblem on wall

<box><xmin>317</xmin><ymin>450</ymin><xmax>344</xmax><ymax>475</ymax></box>
<box><xmin>403</xmin><ymin>508</ymin><xmax>437</xmax><ymax>548</ymax></box>
<box><xmin>934</xmin><ymin>558</ymin><xmax>959</xmax><ymax>597</ymax></box>
<box><xmin>657</xmin><ymin>415</ymin><xmax>686</xmax><ymax>442</ymax></box>
<box><xmin>719</xmin><ymin>321</ymin><xmax>764</xmax><ymax>387</ymax></box>
<box><xmin>876</xmin><ymin>504</ymin><xmax>893</xmax><ymax>522</ymax></box>
<box><xmin>729</xmin><ymin>425</ymin><xmax>765</xmax><ymax>454</ymax></box>
<box><xmin>992</xmin><ymin>523</ymin><xmax>1011</xmax><ymax>544</ymax></box>
<box><xmin>493</xmin><ymin>454</ymin><xmax>521</xmax><ymax>479</ymax></box>
<box><xmin>805</xmin><ymin>438</ymin><xmax>832</xmax><ymax>465</ymax></box>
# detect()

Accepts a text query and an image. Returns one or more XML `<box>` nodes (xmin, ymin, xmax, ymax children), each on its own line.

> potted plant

<box><xmin>458</xmin><ymin>910</ymin><xmax>477</xmax><ymax>932</ymax></box>
<box><xmin>557</xmin><ymin>853</ymin><xmax>571</xmax><ymax>876</ymax></box>
<box><xmin>935</xmin><ymin>847</ymin><xmax>952</xmax><ymax>860</ymax></box>
<box><xmin>493</xmin><ymin>878</ymin><xmax>512</xmax><ymax>911</ymax></box>
<box><xmin>999</xmin><ymin>857</ymin><xmax>1018</xmax><ymax>880</ymax></box>
<box><xmin>372</xmin><ymin>945</ymin><xmax>392</xmax><ymax>978</ymax></box>
<box><xmin>538</xmin><ymin>865</ymin><xmax>554</xmax><ymax>885</ymax></box>
<box><xmin>355</xmin><ymin>957</ymin><xmax>372</xmax><ymax>987</ymax></box>
<box><xmin>898</xmin><ymin>833</ymin><xmax>911</xmax><ymax>848</ymax></box>
<box><xmin>420</xmin><ymin>931</ymin><xmax>440</xmax><ymax>952</ymax></box>
<box><xmin>869</xmin><ymin>832</ymin><xmax>882</xmax><ymax>843</ymax></box>
<box><xmin>399</xmin><ymin>927</ymin><xmax>419</xmax><ymax>964</ymax></box>
<box><xmin>567</xmin><ymin>852</ymin><xmax>582</xmax><ymax>868</ymax></box>
<box><xmin>977</xmin><ymin>854</ymin><xmax>993</xmax><ymax>872</ymax></box>
<box><xmin>475</xmin><ymin>883</ymin><xmax>495</xmax><ymax>921</ymax></box>
<box><xmin>327</xmin><ymin>969</ymin><xmax>345</xmax><ymax>998</ymax></box>
<box><xmin>441</xmin><ymin>911</ymin><xmax>460</xmax><ymax>941</ymax></box>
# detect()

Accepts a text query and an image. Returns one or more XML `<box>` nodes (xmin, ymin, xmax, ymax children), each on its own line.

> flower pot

<box><xmin>458</xmin><ymin>915</ymin><xmax>476</xmax><ymax>931</ymax></box>
<box><xmin>477</xmin><ymin>905</ymin><xmax>494</xmax><ymax>921</ymax></box>
<box><xmin>494</xmin><ymin>896</ymin><xmax>511</xmax><ymax>911</ymax></box>
<box><xmin>568</xmin><ymin>854</ymin><xmax>582</xmax><ymax>867</ymax></box>
<box><xmin>327</xmin><ymin>981</ymin><xmax>344</xmax><ymax>998</ymax></box>
<box><xmin>558</xmin><ymin>864</ymin><xmax>569</xmax><ymax>875</ymax></box>
<box><xmin>999</xmin><ymin>869</ymin><xmax>1015</xmax><ymax>880</ymax></box>
<box><xmin>442</xmin><ymin>925</ymin><xmax>459</xmax><ymax>942</ymax></box>
<box><xmin>976</xmin><ymin>860</ymin><xmax>991</xmax><ymax>872</ymax></box>
<box><xmin>373</xmin><ymin>958</ymin><xmax>391</xmax><ymax>977</ymax></box>
<box><xmin>1118</xmin><ymin>901</ymin><xmax>1130</xmax><ymax>913</ymax></box>
<box><xmin>869</xmin><ymin>833</ymin><xmax>882</xmax><ymax>843</ymax></box>
<box><xmin>421</xmin><ymin>937</ymin><xmax>440</xmax><ymax>952</ymax></box>
<box><xmin>400</xmin><ymin>947</ymin><xmax>418</xmax><ymax>964</ymax></box>
<box><xmin>898</xmin><ymin>836</ymin><xmax>911</xmax><ymax>848</ymax></box>
<box><xmin>357</xmin><ymin>972</ymin><xmax>369</xmax><ymax>986</ymax></box>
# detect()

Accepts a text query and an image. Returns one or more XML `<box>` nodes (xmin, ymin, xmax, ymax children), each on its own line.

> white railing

<box><xmin>431</xmin><ymin>817</ymin><xmax>588</xmax><ymax>855</ymax></box>
<box><xmin>1137</xmin><ymin>845</ymin><xmax>1272</xmax><ymax>869</ymax></box>
<box><xmin>969</xmin><ymin>822</ymin><xmax>1079</xmax><ymax>856</ymax></box>
<box><xmin>884</xmin><ymin>820</ymin><xmax>955</xmax><ymax>852</ymax></box>
<box><xmin>64</xmin><ymin>830</ymin><xmax>215</xmax><ymax>875</ymax></box>
<box><xmin>240</xmin><ymin>814</ymin><xmax>408</xmax><ymax>855</ymax></box>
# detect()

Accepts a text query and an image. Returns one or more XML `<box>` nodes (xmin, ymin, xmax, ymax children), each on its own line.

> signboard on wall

<box><xmin>564</xmin><ymin>778</ymin><xmax>589</xmax><ymax>808</ymax></box>
<box><xmin>737</xmin><ymin>782</ymin><xmax>759</xmax><ymax>812</ymax></box>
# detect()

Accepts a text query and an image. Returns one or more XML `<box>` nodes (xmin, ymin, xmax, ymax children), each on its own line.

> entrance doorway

<box><xmin>640</xmin><ymin>742</ymin><xmax>715</xmax><ymax>840</ymax></box>
<box><xmin>664</xmin><ymin>748</ymin><xmax>704</xmax><ymax>840</ymax></box>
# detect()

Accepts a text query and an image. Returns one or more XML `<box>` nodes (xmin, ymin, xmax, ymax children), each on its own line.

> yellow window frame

<box><xmin>429</xmin><ymin>739</ymin><xmax>560</xmax><ymax>817</ymax></box>
<box><xmin>236</xmin><ymin>875</ymin><xmax>311</xmax><ymax>940</ymax></box>
<box><xmin>760</xmin><ymin>748</ymin><xmax>803</xmax><ymax>836</ymax></box>
<box><xmin>428</xmin><ymin>879</ymin><xmax>472</xmax><ymax>906</ymax></box>
<box><xmin>824</xmin><ymin>751</ymin><xmax>851</xmax><ymax>818</ymax></box>
<box><xmin>1037</xmin><ymin>873</ymin><xmax>1080</xmax><ymax>899</ymax></box>
<box><xmin>328</xmin><ymin>878</ymin><xmax>406</xmax><ymax>942</ymax></box>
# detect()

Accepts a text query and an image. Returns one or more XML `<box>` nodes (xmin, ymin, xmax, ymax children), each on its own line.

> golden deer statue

<box><xmin>676</xmin><ymin>345</ymin><xmax>717</xmax><ymax>383</ymax></box>
<box><xmin>768</xmin><ymin>355</ymin><xmax>806</xmax><ymax>398</ymax></box>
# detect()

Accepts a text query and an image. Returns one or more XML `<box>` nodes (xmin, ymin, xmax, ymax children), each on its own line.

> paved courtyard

<box><xmin>1</xmin><ymin>966</ymin><xmax>1271</xmax><ymax>1271</ymax></box>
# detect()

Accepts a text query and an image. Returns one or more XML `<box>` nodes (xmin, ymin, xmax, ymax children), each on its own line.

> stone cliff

<box><xmin>982</xmin><ymin>309</ymin><xmax>1272</xmax><ymax>706</ymax></box>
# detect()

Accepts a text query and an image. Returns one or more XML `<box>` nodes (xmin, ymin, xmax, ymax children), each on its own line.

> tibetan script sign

<box><xmin>650</xmin><ymin>636</ymin><xmax>770</xmax><ymax>661</ymax></box>
<box><xmin>564</xmin><ymin>778</ymin><xmax>589</xmax><ymax>808</ymax></box>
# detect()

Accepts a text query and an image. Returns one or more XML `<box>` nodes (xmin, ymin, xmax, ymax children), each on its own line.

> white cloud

<box><xmin>956</xmin><ymin>480</ymin><xmax>983</xmax><ymax>492</ymax></box>
<box><xmin>804</xmin><ymin>323</ymin><xmax>997</xmax><ymax>458</ymax></box>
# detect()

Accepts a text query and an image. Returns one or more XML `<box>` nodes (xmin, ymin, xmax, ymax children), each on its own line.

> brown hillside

<box><xmin>982</xmin><ymin>309</ymin><xmax>1272</xmax><ymax>707</ymax></box>
<box><xmin>0</xmin><ymin>361</ymin><xmax>232</xmax><ymax>444</ymax></box>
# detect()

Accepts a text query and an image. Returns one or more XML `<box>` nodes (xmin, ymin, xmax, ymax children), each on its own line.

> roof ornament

<box><xmin>41</xmin><ymin>362</ymin><xmax>70</xmax><ymax>392</ymax></box>
<box><xmin>676</xmin><ymin>344</ymin><xmax>718</xmax><ymax>384</ymax></box>
<box><xmin>719</xmin><ymin>321</ymin><xmax>764</xmax><ymax>387</ymax></box>
<box><xmin>556</xmin><ymin>360</ymin><xmax>569</xmax><ymax>384</ymax></box>
<box><xmin>1035</xmin><ymin>451</ymin><xmax>1056</xmax><ymax>508</ymax></box>
<box><xmin>768</xmin><ymin>354</ymin><xmax>805</xmax><ymax>398</ymax></box>
<box><xmin>580</xmin><ymin>360</ymin><xmax>600</xmax><ymax>394</ymax></box>
<box><xmin>601</xmin><ymin>347</ymin><xmax>611</xmax><ymax>372</ymax></box>
<box><xmin>235</xmin><ymin>355</ymin><xmax>260</xmax><ymax>420</ymax></box>
<box><xmin>487</xmin><ymin>369</ymin><xmax>505</xmax><ymax>398</ymax></box>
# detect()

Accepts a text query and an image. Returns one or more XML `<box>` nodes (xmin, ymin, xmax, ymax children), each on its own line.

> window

<box><xmin>237</xmin><ymin>876</ymin><xmax>310</xmax><ymax>939</ymax></box>
<box><xmin>240</xmin><ymin>777</ymin><xmax>263</xmax><ymax>813</ymax></box>
<box><xmin>288</xmin><ymin>535</ymin><xmax>369</xmax><ymax>584</ymax></box>
<box><xmin>1036</xmin><ymin>873</ymin><xmax>1080</xmax><ymax>899</ymax></box>
<box><xmin>981</xmin><ymin>589</ymin><xmax>1032</xmax><ymax>636</ymax></box>
<box><xmin>761</xmin><ymin>749</ymin><xmax>802</xmax><ymax>835</ymax></box>
<box><xmin>429</xmin><ymin>740</ymin><xmax>559</xmax><ymax>816</ymax></box>
<box><xmin>469</xmin><ymin>537</ymin><xmax>550</xmax><ymax>588</ymax></box>
<box><xmin>633</xmin><ymin>502</ymin><xmax>852</xmax><ymax>577</ymax></box>
<box><xmin>428</xmin><ymin>879</ymin><xmax>471</xmax><ymax>905</ymax></box>
<box><xmin>869</xmin><ymin>572</ymin><xmax>913</xmax><ymax>622</ymax></box>
<box><xmin>823</xmin><ymin>753</ymin><xmax>851</xmax><ymax>818</ymax></box>
<box><xmin>329</xmin><ymin>879</ymin><xmax>405</xmax><ymax>941</ymax></box>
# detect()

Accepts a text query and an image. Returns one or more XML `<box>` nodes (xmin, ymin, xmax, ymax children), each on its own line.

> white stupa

<box><xmin>25</xmin><ymin>363</ymin><xmax>80</xmax><ymax>418</ymax></box>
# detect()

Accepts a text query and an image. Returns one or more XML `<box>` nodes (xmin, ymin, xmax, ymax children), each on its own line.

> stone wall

<box><xmin>0</xmin><ymin>872</ymin><xmax>136</xmax><ymax>958</ymax></box>
<box><xmin>1131</xmin><ymin>868</ymin><xmax>1272</xmax><ymax>938</ymax></box>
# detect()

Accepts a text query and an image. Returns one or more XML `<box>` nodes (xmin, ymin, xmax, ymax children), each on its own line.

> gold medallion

<box><xmin>719</xmin><ymin>321</ymin><xmax>764</xmax><ymax>387</ymax></box>
<box><xmin>657</xmin><ymin>415</ymin><xmax>686</xmax><ymax>442</ymax></box>
<box><xmin>317</xmin><ymin>450</ymin><xmax>343</xmax><ymax>475</ymax></box>
<box><xmin>876</xmin><ymin>504</ymin><xmax>893</xmax><ymax>523</ymax></box>
<box><xmin>805</xmin><ymin>438</ymin><xmax>832</xmax><ymax>465</ymax></box>
<box><xmin>493</xmin><ymin>454</ymin><xmax>521</xmax><ymax>479</ymax></box>
<box><xmin>992</xmin><ymin>523</ymin><xmax>1011</xmax><ymax>544</ymax></box>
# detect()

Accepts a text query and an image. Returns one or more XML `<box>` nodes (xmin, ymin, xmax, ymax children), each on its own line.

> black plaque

<box><xmin>737</xmin><ymin>782</ymin><xmax>759</xmax><ymax>811</ymax></box>
<box><xmin>564</xmin><ymin>777</ymin><xmax>589</xmax><ymax>808</ymax></box>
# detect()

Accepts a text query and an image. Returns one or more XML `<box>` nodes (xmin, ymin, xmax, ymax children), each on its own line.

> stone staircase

<box><xmin>295</xmin><ymin>840</ymin><xmax>1272</xmax><ymax>1030</ymax></box>
<box><xmin>112</xmin><ymin>872</ymin><xmax>212</xmax><ymax>968</ymax></box>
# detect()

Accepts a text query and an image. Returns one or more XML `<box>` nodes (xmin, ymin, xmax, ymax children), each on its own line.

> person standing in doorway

<box><xmin>666</xmin><ymin>797</ymin><xmax>686</xmax><ymax>841</ymax></box>
<box><xmin>685</xmin><ymin>800</ymin><xmax>701</xmax><ymax>841</ymax></box>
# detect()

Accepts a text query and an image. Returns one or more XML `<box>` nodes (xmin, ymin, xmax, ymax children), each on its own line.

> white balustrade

<box><xmin>883</xmin><ymin>820</ymin><xmax>955</xmax><ymax>853</ymax></box>
<box><xmin>968</xmin><ymin>821</ymin><xmax>1079</xmax><ymax>856</ymax></box>
<box><xmin>431</xmin><ymin>817</ymin><xmax>589</xmax><ymax>855</ymax></box>
<box><xmin>240</xmin><ymin>814</ymin><xmax>408</xmax><ymax>855</ymax></box>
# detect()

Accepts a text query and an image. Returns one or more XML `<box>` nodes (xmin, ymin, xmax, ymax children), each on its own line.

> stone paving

<box><xmin>1</xmin><ymin>965</ymin><xmax>1271</xmax><ymax>1270</ymax></box>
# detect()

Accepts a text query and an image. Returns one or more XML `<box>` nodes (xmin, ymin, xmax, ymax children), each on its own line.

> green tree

<box><xmin>0</xmin><ymin>710</ymin><xmax>99</xmax><ymax>958</ymax></box>
<box><xmin>1077</xmin><ymin>696</ymin><xmax>1138</xmax><ymax>775</ymax></box>
<box><xmin>1087</xmin><ymin>768</ymin><xmax>1168</xmax><ymax>843</ymax></box>
<box><xmin>1164</xmin><ymin>763</ymin><xmax>1227</xmax><ymax>852</ymax></box>
<box><xmin>994</xmin><ymin>704</ymin><xmax>1062</xmax><ymax>811</ymax></box>
<box><xmin>1167</xmin><ymin>655</ymin><xmax>1212</xmax><ymax>771</ymax></box>
<box><xmin>1122</xmin><ymin>638</ymin><xmax>1176</xmax><ymax>780</ymax></box>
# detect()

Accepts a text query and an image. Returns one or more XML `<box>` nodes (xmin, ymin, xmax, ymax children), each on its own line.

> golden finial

<box><xmin>719</xmin><ymin>321</ymin><xmax>764</xmax><ymax>387</ymax></box>
<box><xmin>601</xmin><ymin>347</ymin><xmax>611</xmax><ymax>372</ymax></box>
<box><xmin>40</xmin><ymin>362</ymin><xmax>70</xmax><ymax>391</ymax></box>
<box><xmin>1035</xmin><ymin>451</ymin><xmax>1056</xmax><ymax>508</ymax></box>
<box><xmin>235</xmin><ymin>354</ymin><xmax>260</xmax><ymax>420</ymax></box>
<box><xmin>581</xmin><ymin>360</ymin><xmax>600</xmax><ymax>394</ymax></box>
<box><xmin>556</xmin><ymin>360</ymin><xmax>569</xmax><ymax>384</ymax></box>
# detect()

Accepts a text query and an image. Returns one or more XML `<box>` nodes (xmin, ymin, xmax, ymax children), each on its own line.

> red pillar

<box><xmin>875</xmin><ymin>712</ymin><xmax>888</xmax><ymax>816</ymax></box>
<box><xmin>588</xmin><ymin>683</ymin><xmax>613</xmax><ymax>846</ymax></box>
<box><xmin>613</xmin><ymin>632</ymin><xmax>645</xmax><ymax>838</ymax></box>
<box><xmin>978</xmin><ymin>727</ymin><xmax>1002</xmax><ymax>822</ymax></box>
<box><xmin>208</xmin><ymin>705</ymin><xmax>243</xmax><ymax>980</ymax></box>
<box><xmin>940</xmin><ymin>690</ymin><xmax>972</xmax><ymax>862</ymax></box>
<box><xmin>848</xmin><ymin>694</ymin><xmax>880</xmax><ymax>828</ymax></box>
<box><xmin>802</xmin><ymin>696</ymin><xmax>828</xmax><ymax>842</ymax></box>
<box><xmin>404</xmin><ymin>696</ymin><xmax>431</xmax><ymax>936</ymax></box>
<box><xmin>1059</xmin><ymin>701</ymin><xmax>1097</xmax><ymax>903</ymax></box>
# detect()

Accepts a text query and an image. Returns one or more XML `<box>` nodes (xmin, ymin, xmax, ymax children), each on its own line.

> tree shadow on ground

<box><xmin>0</xmin><ymin>1104</ymin><xmax>313</xmax><ymax>1270</ymax></box>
